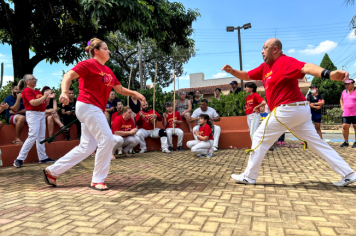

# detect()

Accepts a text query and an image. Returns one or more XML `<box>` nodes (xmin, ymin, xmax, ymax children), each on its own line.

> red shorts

<box><xmin>9</xmin><ymin>115</ymin><xmax>26</xmax><ymax>125</ymax></box>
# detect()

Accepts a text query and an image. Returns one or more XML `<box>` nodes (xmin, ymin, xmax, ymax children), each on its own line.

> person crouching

<box><xmin>163</xmin><ymin>102</ymin><xmax>184</xmax><ymax>151</ymax></box>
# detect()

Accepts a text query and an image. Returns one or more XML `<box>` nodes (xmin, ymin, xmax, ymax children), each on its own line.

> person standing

<box><xmin>230</xmin><ymin>80</ymin><xmax>241</xmax><ymax>95</ymax></box>
<box><xmin>129</xmin><ymin>92</ymin><xmax>141</xmax><ymax>124</ymax></box>
<box><xmin>61</xmin><ymin>87</ymin><xmax>81</xmax><ymax>141</ymax></box>
<box><xmin>176</xmin><ymin>91</ymin><xmax>193</xmax><ymax>133</ymax></box>
<box><xmin>307</xmin><ymin>85</ymin><xmax>324</xmax><ymax>139</ymax></box>
<box><xmin>163</xmin><ymin>102</ymin><xmax>184</xmax><ymax>151</ymax></box>
<box><xmin>14</xmin><ymin>75</ymin><xmax>55</xmax><ymax>168</ymax></box>
<box><xmin>214</xmin><ymin>88</ymin><xmax>222</xmax><ymax>101</ymax></box>
<box><xmin>43</xmin><ymin>38</ymin><xmax>145</xmax><ymax>191</ymax></box>
<box><xmin>340</xmin><ymin>79</ymin><xmax>356</xmax><ymax>148</ymax></box>
<box><xmin>222</xmin><ymin>38</ymin><xmax>356</xmax><ymax>187</ymax></box>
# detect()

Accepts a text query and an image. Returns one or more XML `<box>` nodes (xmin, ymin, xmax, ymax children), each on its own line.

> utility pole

<box><xmin>138</xmin><ymin>41</ymin><xmax>143</xmax><ymax>90</ymax></box>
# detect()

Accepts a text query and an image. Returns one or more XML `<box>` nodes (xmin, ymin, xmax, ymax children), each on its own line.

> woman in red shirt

<box><xmin>244</xmin><ymin>82</ymin><xmax>266</xmax><ymax>139</ymax></box>
<box><xmin>43</xmin><ymin>38</ymin><xmax>145</xmax><ymax>191</ymax></box>
<box><xmin>186</xmin><ymin>114</ymin><xmax>214</xmax><ymax>158</ymax></box>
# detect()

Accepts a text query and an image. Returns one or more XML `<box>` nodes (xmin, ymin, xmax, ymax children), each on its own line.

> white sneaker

<box><xmin>162</xmin><ymin>148</ymin><xmax>171</xmax><ymax>154</ymax></box>
<box><xmin>213</xmin><ymin>147</ymin><xmax>218</xmax><ymax>152</ymax></box>
<box><xmin>231</xmin><ymin>174</ymin><xmax>256</xmax><ymax>185</ymax></box>
<box><xmin>333</xmin><ymin>173</ymin><xmax>356</xmax><ymax>187</ymax></box>
<box><xmin>118</xmin><ymin>150</ymin><xmax>122</xmax><ymax>155</ymax></box>
<box><xmin>197</xmin><ymin>154</ymin><xmax>203</xmax><ymax>157</ymax></box>
<box><xmin>139</xmin><ymin>149</ymin><xmax>147</xmax><ymax>154</ymax></box>
<box><xmin>205</xmin><ymin>148</ymin><xmax>213</xmax><ymax>158</ymax></box>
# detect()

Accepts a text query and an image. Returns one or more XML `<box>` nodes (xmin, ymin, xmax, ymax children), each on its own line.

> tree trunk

<box><xmin>138</xmin><ymin>41</ymin><xmax>143</xmax><ymax>90</ymax></box>
<box><xmin>12</xmin><ymin>41</ymin><xmax>32</xmax><ymax>81</ymax></box>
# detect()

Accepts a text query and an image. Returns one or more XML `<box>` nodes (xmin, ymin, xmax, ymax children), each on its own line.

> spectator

<box><xmin>307</xmin><ymin>84</ymin><xmax>325</xmax><ymax>139</ymax></box>
<box><xmin>105</xmin><ymin>90</ymin><xmax>118</xmax><ymax>125</ymax></box>
<box><xmin>187</xmin><ymin>114</ymin><xmax>214</xmax><ymax>158</ymax></box>
<box><xmin>176</xmin><ymin>91</ymin><xmax>193</xmax><ymax>132</ymax></box>
<box><xmin>4</xmin><ymin>82</ymin><xmax>26</xmax><ymax>144</ymax></box>
<box><xmin>187</xmin><ymin>92</ymin><xmax>194</xmax><ymax>104</ymax></box>
<box><xmin>61</xmin><ymin>88</ymin><xmax>81</xmax><ymax>141</ymax></box>
<box><xmin>244</xmin><ymin>82</ymin><xmax>266</xmax><ymax>139</ymax></box>
<box><xmin>129</xmin><ymin>91</ymin><xmax>141</xmax><ymax>123</ymax></box>
<box><xmin>214</xmin><ymin>88</ymin><xmax>222</xmax><ymax>101</ymax></box>
<box><xmin>190</xmin><ymin>99</ymin><xmax>221</xmax><ymax>151</ymax></box>
<box><xmin>111</xmin><ymin>100</ymin><xmax>124</xmax><ymax>125</ymax></box>
<box><xmin>112</xmin><ymin>106</ymin><xmax>139</xmax><ymax>158</ymax></box>
<box><xmin>340</xmin><ymin>79</ymin><xmax>356</xmax><ymax>148</ymax></box>
<box><xmin>230</xmin><ymin>80</ymin><xmax>241</xmax><ymax>95</ymax></box>
<box><xmin>192</xmin><ymin>90</ymin><xmax>202</xmax><ymax>108</ymax></box>
<box><xmin>135</xmin><ymin>101</ymin><xmax>170</xmax><ymax>153</ymax></box>
<box><xmin>41</xmin><ymin>86</ymin><xmax>66</xmax><ymax>140</ymax></box>
<box><xmin>14</xmin><ymin>75</ymin><xmax>55</xmax><ymax>168</ymax></box>
<box><xmin>163</xmin><ymin>102</ymin><xmax>184</xmax><ymax>151</ymax></box>
<box><xmin>0</xmin><ymin>103</ymin><xmax>9</xmax><ymax>130</ymax></box>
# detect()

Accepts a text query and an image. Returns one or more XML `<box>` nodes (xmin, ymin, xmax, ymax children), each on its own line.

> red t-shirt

<box><xmin>22</xmin><ymin>87</ymin><xmax>46</xmax><ymax>111</ymax></box>
<box><xmin>245</xmin><ymin>93</ymin><xmax>264</xmax><ymax>115</ymax></box>
<box><xmin>247</xmin><ymin>54</ymin><xmax>306</xmax><ymax>111</ymax></box>
<box><xmin>135</xmin><ymin>109</ymin><xmax>162</xmax><ymax>130</ymax></box>
<box><xmin>165</xmin><ymin>111</ymin><xmax>182</xmax><ymax>129</ymax></box>
<box><xmin>111</xmin><ymin>112</ymin><xmax>119</xmax><ymax>123</ymax></box>
<box><xmin>72</xmin><ymin>58</ymin><xmax>121</xmax><ymax>112</ymax></box>
<box><xmin>198</xmin><ymin>124</ymin><xmax>213</xmax><ymax>140</ymax></box>
<box><xmin>112</xmin><ymin>115</ymin><xmax>135</xmax><ymax>134</ymax></box>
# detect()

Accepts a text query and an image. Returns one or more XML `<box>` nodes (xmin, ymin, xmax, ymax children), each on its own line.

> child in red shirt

<box><xmin>186</xmin><ymin>114</ymin><xmax>214</xmax><ymax>158</ymax></box>
<box><xmin>163</xmin><ymin>102</ymin><xmax>184</xmax><ymax>151</ymax></box>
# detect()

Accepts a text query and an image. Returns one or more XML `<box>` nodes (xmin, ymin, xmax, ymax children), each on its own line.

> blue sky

<box><xmin>0</xmin><ymin>0</ymin><xmax>356</xmax><ymax>91</ymax></box>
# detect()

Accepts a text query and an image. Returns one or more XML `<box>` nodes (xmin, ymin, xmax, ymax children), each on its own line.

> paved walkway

<box><xmin>1</xmin><ymin>141</ymin><xmax>356</xmax><ymax>236</ymax></box>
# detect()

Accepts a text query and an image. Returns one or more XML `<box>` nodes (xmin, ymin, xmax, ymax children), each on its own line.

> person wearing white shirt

<box><xmin>190</xmin><ymin>99</ymin><xmax>221</xmax><ymax>151</ymax></box>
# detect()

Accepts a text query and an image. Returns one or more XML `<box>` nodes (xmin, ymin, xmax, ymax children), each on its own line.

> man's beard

<box><xmin>12</xmin><ymin>92</ymin><xmax>17</xmax><ymax>97</ymax></box>
<box><xmin>143</xmin><ymin>108</ymin><xmax>149</xmax><ymax>112</ymax></box>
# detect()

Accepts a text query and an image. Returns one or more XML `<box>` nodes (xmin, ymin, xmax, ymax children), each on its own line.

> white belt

<box><xmin>279</xmin><ymin>101</ymin><xmax>308</xmax><ymax>107</ymax></box>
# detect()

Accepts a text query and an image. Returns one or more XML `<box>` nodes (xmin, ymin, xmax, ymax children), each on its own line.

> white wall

<box><xmin>189</xmin><ymin>73</ymin><xmax>241</xmax><ymax>88</ymax></box>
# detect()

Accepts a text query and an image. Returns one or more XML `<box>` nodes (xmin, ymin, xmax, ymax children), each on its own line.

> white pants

<box><xmin>247</xmin><ymin>113</ymin><xmax>260</xmax><ymax>139</ymax></box>
<box><xmin>186</xmin><ymin>140</ymin><xmax>214</xmax><ymax>154</ymax></box>
<box><xmin>48</xmin><ymin>102</ymin><xmax>114</xmax><ymax>183</ymax></box>
<box><xmin>243</xmin><ymin>103</ymin><xmax>354</xmax><ymax>179</ymax></box>
<box><xmin>113</xmin><ymin>135</ymin><xmax>139</xmax><ymax>153</ymax></box>
<box><xmin>193</xmin><ymin>125</ymin><xmax>221</xmax><ymax>148</ymax></box>
<box><xmin>166</xmin><ymin>128</ymin><xmax>184</xmax><ymax>147</ymax></box>
<box><xmin>136</xmin><ymin>128</ymin><xmax>168</xmax><ymax>151</ymax></box>
<box><xmin>17</xmin><ymin>111</ymin><xmax>48</xmax><ymax>161</ymax></box>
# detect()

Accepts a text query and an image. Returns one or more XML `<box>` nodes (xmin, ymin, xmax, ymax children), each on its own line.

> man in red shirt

<box><xmin>135</xmin><ymin>101</ymin><xmax>170</xmax><ymax>153</ymax></box>
<box><xmin>163</xmin><ymin>102</ymin><xmax>184</xmax><ymax>151</ymax></box>
<box><xmin>222</xmin><ymin>38</ymin><xmax>356</xmax><ymax>187</ymax></box>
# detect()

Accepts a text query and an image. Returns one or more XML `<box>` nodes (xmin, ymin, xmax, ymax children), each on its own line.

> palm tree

<box><xmin>345</xmin><ymin>0</ymin><xmax>356</xmax><ymax>28</ymax></box>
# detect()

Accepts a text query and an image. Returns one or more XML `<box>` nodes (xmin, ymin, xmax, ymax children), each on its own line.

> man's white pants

<box><xmin>17</xmin><ymin>111</ymin><xmax>48</xmax><ymax>161</ymax></box>
<box><xmin>136</xmin><ymin>128</ymin><xmax>168</xmax><ymax>151</ymax></box>
<box><xmin>48</xmin><ymin>102</ymin><xmax>114</xmax><ymax>183</ymax></box>
<box><xmin>166</xmin><ymin>128</ymin><xmax>184</xmax><ymax>147</ymax></box>
<box><xmin>186</xmin><ymin>140</ymin><xmax>214</xmax><ymax>154</ymax></box>
<box><xmin>113</xmin><ymin>135</ymin><xmax>139</xmax><ymax>153</ymax></box>
<box><xmin>193</xmin><ymin>125</ymin><xmax>220</xmax><ymax>148</ymax></box>
<box><xmin>247</xmin><ymin>113</ymin><xmax>260</xmax><ymax>138</ymax></box>
<box><xmin>243</xmin><ymin>103</ymin><xmax>354</xmax><ymax>179</ymax></box>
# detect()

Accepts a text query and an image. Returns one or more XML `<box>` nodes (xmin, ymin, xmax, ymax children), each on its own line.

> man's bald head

<box><xmin>262</xmin><ymin>38</ymin><xmax>283</xmax><ymax>65</ymax></box>
<box><xmin>265</xmin><ymin>38</ymin><xmax>282</xmax><ymax>51</ymax></box>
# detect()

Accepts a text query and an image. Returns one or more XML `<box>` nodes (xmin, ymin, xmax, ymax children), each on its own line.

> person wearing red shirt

<box><xmin>186</xmin><ymin>114</ymin><xmax>214</xmax><ymax>158</ymax></box>
<box><xmin>13</xmin><ymin>75</ymin><xmax>56</xmax><ymax>168</ymax></box>
<box><xmin>111</xmin><ymin>106</ymin><xmax>139</xmax><ymax>158</ymax></box>
<box><xmin>43</xmin><ymin>38</ymin><xmax>145</xmax><ymax>191</ymax></box>
<box><xmin>244</xmin><ymin>82</ymin><xmax>266</xmax><ymax>139</ymax></box>
<box><xmin>163</xmin><ymin>102</ymin><xmax>184</xmax><ymax>152</ymax></box>
<box><xmin>135</xmin><ymin>101</ymin><xmax>170</xmax><ymax>153</ymax></box>
<box><xmin>222</xmin><ymin>38</ymin><xmax>356</xmax><ymax>187</ymax></box>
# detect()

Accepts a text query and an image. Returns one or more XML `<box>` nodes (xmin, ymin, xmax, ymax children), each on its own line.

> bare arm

<box><xmin>59</xmin><ymin>70</ymin><xmax>79</xmax><ymax>106</ymax></box>
<box><xmin>222</xmin><ymin>65</ymin><xmax>251</xmax><ymax>81</ymax></box>
<box><xmin>114</xmin><ymin>130</ymin><xmax>131</xmax><ymax>137</ymax></box>
<box><xmin>196</xmin><ymin>133</ymin><xmax>209</xmax><ymax>141</ymax></box>
<box><xmin>190</xmin><ymin>117</ymin><xmax>199</xmax><ymax>123</ymax></box>
<box><xmin>61</xmin><ymin>108</ymin><xmax>66</xmax><ymax>115</ymax></box>
<box><xmin>16</xmin><ymin>109</ymin><xmax>26</xmax><ymax>114</ymax></box>
<box><xmin>185</xmin><ymin>100</ymin><xmax>192</xmax><ymax>113</ymax></box>
<box><xmin>113</xmin><ymin>84</ymin><xmax>145</xmax><ymax>102</ymax></box>
<box><xmin>301</xmin><ymin>63</ymin><xmax>349</xmax><ymax>81</ymax></box>
<box><xmin>9</xmin><ymin>94</ymin><xmax>22</xmax><ymax>111</ymax></box>
<box><xmin>162</xmin><ymin>113</ymin><xmax>167</xmax><ymax>127</ymax></box>
<box><xmin>340</xmin><ymin>97</ymin><xmax>344</xmax><ymax>111</ymax></box>
<box><xmin>211</xmin><ymin>116</ymin><xmax>220</xmax><ymax>122</ymax></box>
<box><xmin>29</xmin><ymin>91</ymin><xmax>50</xmax><ymax>107</ymax></box>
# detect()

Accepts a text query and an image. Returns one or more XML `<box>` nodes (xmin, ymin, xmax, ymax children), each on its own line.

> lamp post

<box><xmin>226</xmin><ymin>23</ymin><xmax>251</xmax><ymax>90</ymax></box>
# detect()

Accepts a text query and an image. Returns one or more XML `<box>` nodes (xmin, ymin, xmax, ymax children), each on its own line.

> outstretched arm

<box><xmin>301</xmin><ymin>63</ymin><xmax>349</xmax><ymax>81</ymax></box>
<box><xmin>222</xmin><ymin>65</ymin><xmax>251</xmax><ymax>81</ymax></box>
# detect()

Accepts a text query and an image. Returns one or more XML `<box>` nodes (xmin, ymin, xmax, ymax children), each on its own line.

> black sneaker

<box><xmin>269</xmin><ymin>147</ymin><xmax>274</xmax><ymax>151</ymax></box>
<box><xmin>77</xmin><ymin>135</ymin><xmax>81</xmax><ymax>140</ymax></box>
<box><xmin>39</xmin><ymin>158</ymin><xmax>55</xmax><ymax>164</ymax></box>
<box><xmin>340</xmin><ymin>142</ymin><xmax>349</xmax><ymax>147</ymax></box>
<box><xmin>177</xmin><ymin>146</ymin><xmax>184</xmax><ymax>151</ymax></box>
<box><xmin>352</xmin><ymin>142</ymin><xmax>356</xmax><ymax>148</ymax></box>
<box><xmin>168</xmin><ymin>146</ymin><xmax>173</xmax><ymax>152</ymax></box>
<box><xmin>65</xmin><ymin>132</ymin><xmax>71</xmax><ymax>141</ymax></box>
<box><xmin>13</xmin><ymin>159</ymin><xmax>23</xmax><ymax>168</ymax></box>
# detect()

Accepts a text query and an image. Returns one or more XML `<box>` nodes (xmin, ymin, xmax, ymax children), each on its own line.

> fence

<box><xmin>320</xmin><ymin>104</ymin><xmax>342</xmax><ymax>125</ymax></box>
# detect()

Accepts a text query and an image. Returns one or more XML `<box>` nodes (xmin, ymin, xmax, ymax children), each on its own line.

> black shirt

<box><xmin>230</xmin><ymin>87</ymin><xmax>242</xmax><ymax>95</ymax></box>
<box><xmin>46</xmin><ymin>98</ymin><xmax>54</xmax><ymax>110</ymax></box>
<box><xmin>61</xmin><ymin>99</ymin><xmax>77</xmax><ymax>113</ymax></box>
<box><xmin>307</xmin><ymin>94</ymin><xmax>324</xmax><ymax>114</ymax></box>
<box><xmin>129</xmin><ymin>97</ymin><xmax>141</xmax><ymax>114</ymax></box>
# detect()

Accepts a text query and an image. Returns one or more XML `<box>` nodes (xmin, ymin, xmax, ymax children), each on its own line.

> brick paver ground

<box><xmin>1</xmin><ymin>141</ymin><xmax>356</xmax><ymax>236</ymax></box>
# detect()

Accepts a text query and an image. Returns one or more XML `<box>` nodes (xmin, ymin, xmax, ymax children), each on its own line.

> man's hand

<box><xmin>163</xmin><ymin>113</ymin><xmax>168</xmax><ymax>118</ymax></box>
<box><xmin>253</xmin><ymin>107</ymin><xmax>260</xmax><ymax>114</ymax></box>
<box><xmin>59</xmin><ymin>93</ymin><xmax>70</xmax><ymax>106</ymax></box>
<box><xmin>315</xmin><ymin>106</ymin><xmax>321</xmax><ymax>110</ymax></box>
<box><xmin>222</xmin><ymin>65</ymin><xmax>234</xmax><ymax>73</ymax></box>
<box><xmin>66</xmin><ymin>111</ymin><xmax>71</xmax><ymax>115</ymax></box>
<box><xmin>16</xmin><ymin>93</ymin><xmax>22</xmax><ymax>100</ymax></box>
<box><xmin>9</xmin><ymin>110</ymin><xmax>17</xmax><ymax>115</ymax></box>
<box><xmin>130</xmin><ymin>128</ymin><xmax>138</xmax><ymax>135</ymax></box>
<box><xmin>139</xmin><ymin>111</ymin><xmax>144</xmax><ymax>118</ymax></box>
<box><xmin>330</xmin><ymin>70</ymin><xmax>349</xmax><ymax>82</ymax></box>
<box><xmin>135</xmin><ymin>92</ymin><xmax>146</xmax><ymax>103</ymax></box>
<box><xmin>1</xmin><ymin>102</ymin><xmax>9</xmax><ymax>110</ymax></box>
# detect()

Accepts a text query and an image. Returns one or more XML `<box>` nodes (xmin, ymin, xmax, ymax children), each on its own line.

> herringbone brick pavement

<box><xmin>1</xmin><ymin>141</ymin><xmax>356</xmax><ymax>235</ymax></box>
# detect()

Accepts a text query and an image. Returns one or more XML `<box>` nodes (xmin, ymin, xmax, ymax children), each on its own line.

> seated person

<box><xmin>190</xmin><ymin>99</ymin><xmax>221</xmax><ymax>152</ymax></box>
<box><xmin>111</xmin><ymin>100</ymin><xmax>123</xmax><ymax>125</ymax></box>
<box><xmin>129</xmin><ymin>92</ymin><xmax>141</xmax><ymax>124</ymax></box>
<box><xmin>4</xmin><ymin>82</ymin><xmax>26</xmax><ymax>144</ymax></box>
<box><xmin>192</xmin><ymin>90</ymin><xmax>202</xmax><ymax>109</ymax></box>
<box><xmin>175</xmin><ymin>91</ymin><xmax>193</xmax><ymax>132</ymax></box>
<box><xmin>163</xmin><ymin>102</ymin><xmax>184</xmax><ymax>152</ymax></box>
<box><xmin>112</xmin><ymin>106</ymin><xmax>140</xmax><ymax>158</ymax></box>
<box><xmin>61</xmin><ymin>88</ymin><xmax>81</xmax><ymax>140</ymax></box>
<box><xmin>41</xmin><ymin>86</ymin><xmax>66</xmax><ymax>139</ymax></box>
<box><xmin>105</xmin><ymin>90</ymin><xmax>118</xmax><ymax>126</ymax></box>
<box><xmin>0</xmin><ymin>102</ymin><xmax>9</xmax><ymax>130</ymax></box>
<box><xmin>135</xmin><ymin>101</ymin><xmax>170</xmax><ymax>154</ymax></box>
<box><xmin>187</xmin><ymin>114</ymin><xmax>214</xmax><ymax>158</ymax></box>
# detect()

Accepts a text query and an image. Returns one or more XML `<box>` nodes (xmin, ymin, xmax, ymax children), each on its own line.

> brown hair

<box><xmin>41</xmin><ymin>86</ymin><xmax>51</xmax><ymax>95</ymax></box>
<box><xmin>85</xmin><ymin>38</ymin><xmax>104</xmax><ymax>57</ymax></box>
<box><xmin>122</xmin><ymin>106</ymin><xmax>131</xmax><ymax>115</ymax></box>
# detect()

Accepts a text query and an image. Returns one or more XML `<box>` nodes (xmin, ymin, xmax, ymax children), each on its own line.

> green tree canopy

<box><xmin>311</xmin><ymin>53</ymin><xmax>344</xmax><ymax>104</ymax></box>
<box><xmin>0</xmin><ymin>0</ymin><xmax>200</xmax><ymax>80</ymax></box>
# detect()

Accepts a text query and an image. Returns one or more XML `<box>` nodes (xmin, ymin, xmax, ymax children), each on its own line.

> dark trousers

<box><xmin>63</xmin><ymin>114</ymin><xmax>81</xmax><ymax>137</ymax></box>
<box><xmin>278</xmin><ymin>133</ymin><xmax>285</xmax><ymax>142</ymax></box>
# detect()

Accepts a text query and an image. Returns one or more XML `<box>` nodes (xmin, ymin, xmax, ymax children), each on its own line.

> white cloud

<box><xmin>2</xmin><ymin>76</ymin><xmax>14</xmax><ymax>84</ymax></box>
<box><xmin>353</xmin><ymin>62</ymin><xmax>356</xmax><ymax>66</ymax></box>
<box><xmin>299</xmin><ymin>40</ymin><xmax>337</xmax><ymax>55</ymax></box>
<box><xmin>0</xmin><ymin>53</ymin><xmax>5</xmax><ymax>57</ymax></box>
<box><xmin>212</xmin><ymin>72</ymin><xmax>228</xmax><ymax>78</ymax></box>
<box><xmin>178</xmin><ymin>75</ymin><xmax>189</xmax><ymax>80</ymax></box>
<box><xmin>288</xmin><ymin>49</ymin><xmax>296</xmax><ymax>53</ymax></box>
<box><xmin>348</xmin><ymin>30</ymin><xmax>356</xmax><ymax>40</ymax></box>
<box><xmin>51</xmin><ymin>72</ymin><xmax>63</xmax><ymax>77</ymax></box>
